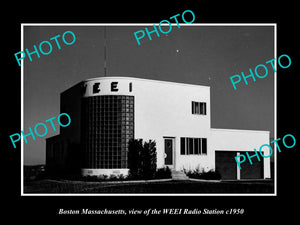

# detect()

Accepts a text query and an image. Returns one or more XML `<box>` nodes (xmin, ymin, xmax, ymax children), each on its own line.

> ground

<box><xmin>24</xmin><ymin>179</ymin><xmax>274</xmax><ymax>194</ymax></box>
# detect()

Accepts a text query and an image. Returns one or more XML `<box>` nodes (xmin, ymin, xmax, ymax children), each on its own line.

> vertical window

<box><xmin>186</xmin><ymin>138</ymin><xmax>189</xmax><ymax>154</ymax></box>
<box><xmin>194</xmin><ymin>138</ymin><xmax>199</xmax><ymax>154</ymax></box>
<box><xmin>202</xmin><ymin>138</ymin><xmax>207</xmax><ymax>154</ymax></box>
<box><xmin>195</xmin><ymin>102</ymin><xmax>200</xmax><ymax>114</ymax></box>
<box><xmin>188</xmin><ymin>138</ymin><xmax>194</xmax><ymax>154</ymax></box>
<box><xmin>180</xmin><ymin>138</ymin><xmax>185</xmax><ymax>155</ymax></box>
<box><xmin>192</xmin><ymin>102</ymin><xmax>195</xmax><ymax>114</ymax></box>
<box><xmin>200</xmin><ymin>103</ymin><xmax>206</xmax><ymax>115</ymax></box>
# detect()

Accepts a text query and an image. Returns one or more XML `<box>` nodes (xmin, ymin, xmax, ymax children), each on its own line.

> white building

<box><xmin>46</xmin><ymin>76</ymin><xmax>271</xmax><ymax>180</ymax></box>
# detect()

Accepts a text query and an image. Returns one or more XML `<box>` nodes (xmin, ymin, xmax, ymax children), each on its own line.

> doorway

<box><xmin>164</xmin><ymin>138</ymin><xmax>174</xmax><ymax>168</ymax></box>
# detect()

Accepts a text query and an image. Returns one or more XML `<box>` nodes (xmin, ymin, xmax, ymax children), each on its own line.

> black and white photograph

<box><xmin>21</xmin><ymin>24</ymin><xmax>275</xmax><ymax>195</ymax></box>
<box><xmin>5</xmin><ymin>4</ymin><xmax>298</xmax><ymax>222</ymax></box>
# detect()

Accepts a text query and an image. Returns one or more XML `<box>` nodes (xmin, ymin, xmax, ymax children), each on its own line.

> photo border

<box><xmin>21</xmin><ymin>23</ymin><xmax>277</xmax><ymax>196</ymax></box>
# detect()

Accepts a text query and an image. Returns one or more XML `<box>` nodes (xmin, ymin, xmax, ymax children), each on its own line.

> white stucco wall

<box><xmin>210</xmin><ymin>128</ymin><xmax>271</xmax><ymax>179</ymax></box>
<box><xmin>82</xmin><ymin>76</ymin><xmax>212</xmax><ymax>174</ymax></box>
<box><xmin>131</xmin><ymin>77</ymin><xmax>211</xmax><ymax>171</ymax></box>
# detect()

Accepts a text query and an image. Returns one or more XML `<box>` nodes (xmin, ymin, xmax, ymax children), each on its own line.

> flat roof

<box><xmin>211</xmin><ymin>128</ymin><xmax>270</xmax><ymax>134</ymax></box>
<box><xmin>83</xmin><ymin>76</ymin><xmax>210</xmax><ymax>89</ymax></box>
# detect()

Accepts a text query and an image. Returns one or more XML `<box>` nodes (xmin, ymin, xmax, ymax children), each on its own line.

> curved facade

<box><xmin>81</xmin><ymin>78</ymin><xmax>134</xmax><ymax>176</ymax></box>
<box><xmin>81</xmin><ymin>95</ymin><xmax>134</xmax><ymax>169</ymax></box>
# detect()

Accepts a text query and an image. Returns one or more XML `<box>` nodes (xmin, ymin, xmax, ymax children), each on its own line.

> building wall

<box><xmin>82</xmin><ymin>77</ymin><xmax>211</xmax><ymax>173</ymax></box>
<box><xmin>46</xmin><ymin>135</ymin><xmax>68</xmax><ymax>173</ymax></box>
<box><xmin>46</xmin><ymin>82</ymin><xmax>84</xmax><ymax>175</ymax></box>
<box><xmin>47</xmin><ymin>76</ymin><xmax>271</xmax><ymax>179</ymax></box>
<box><xmin>210</xmin><ymin>128</ymin><xmax>271</xmax><ymax>179</ymax></box>
<box><xmin>132</xmin><ymin>78</ymin><xmax>211</xmax><ymax>171</ymax></box>
<box><xmin>60</xmin><ymin>82</ymin><xmax>83</xmax><ymax>143</ymax></box>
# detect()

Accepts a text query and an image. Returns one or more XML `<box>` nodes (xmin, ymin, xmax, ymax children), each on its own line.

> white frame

<box><xmin>21</xmin><ymin>23</ymin><xmax>277</xmax><ymax>196</ymax></box>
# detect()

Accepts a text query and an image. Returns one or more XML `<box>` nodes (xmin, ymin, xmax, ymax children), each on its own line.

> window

<box><xmin>195</xmin><ymin>102</ymin><xmax>200</xmax><ymax>114</ymax></box>
<box><xmin>200</xmin><ymin>102</ymin><xmax>206</xmax><ymax>115</ymax></box>
<box><xmin>82</xmin><ymin>95</ymin><xmax>134</xmax><ymax>169</ymax></box>
<box><xmin>202</xmin><ymin>138</ymin><xmax>207</xmax><ymax>154</ymax></box>
<box><xmin>194</xmin><ymin>138</ymin><xmax>199</xmax><ymax>154</ymax></box>
<box><xmin>192</xmin><ymin>101</ymin><xmax>206</xmax><ymax>115</ymax></box>
<box><xmin>180</xmin><ymin>138</ymin><xmax>185</xmax><ymax>155</ymax></box>
<box><xmin>188</xmin><ymin>138</ymin><xmax>194</xmax><ymax>154</ymax></box>
<box><xmin>180</xmin><ymin>137</ymin><xmax>207</xmax><ymax>155</ymax></box>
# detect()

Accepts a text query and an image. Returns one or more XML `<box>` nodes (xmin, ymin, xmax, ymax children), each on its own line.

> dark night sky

<box><xmin>23</xmin><ymin>25</ymin><xmax>274</xmax><ymax>165</ymax></box>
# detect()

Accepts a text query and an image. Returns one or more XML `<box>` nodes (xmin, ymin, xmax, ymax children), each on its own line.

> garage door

<box><xmin>240</xmin><ymin>155</ymin><xmax>264</xmax><ymax>179</ymax></box>
<box><xmin>215</xmin><ymin>151</ymin><xmax>237</xmax><ymax>180</ymax></box>
<box><xmin>215</xmin><ymin>151</ymin><xmax>263</xmax><ymax>180</ymax></box>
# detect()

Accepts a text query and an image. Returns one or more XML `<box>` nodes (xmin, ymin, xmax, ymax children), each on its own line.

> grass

<box><xmin>24</xmin><ymin>179</ymin><xmax>274</xmax><ymax>194</ymax></box>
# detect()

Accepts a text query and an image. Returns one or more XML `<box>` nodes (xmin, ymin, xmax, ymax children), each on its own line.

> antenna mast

<box><xmin>104</xmin><ymin>26</ymin><xmax>107</xmax><ymax>77</ymax></box>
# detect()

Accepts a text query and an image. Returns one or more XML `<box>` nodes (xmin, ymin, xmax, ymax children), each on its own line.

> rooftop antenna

<box><xmin>104</xmin><ymin>26</ymin><xmax>107</xmax><ymax>77</ymax></box>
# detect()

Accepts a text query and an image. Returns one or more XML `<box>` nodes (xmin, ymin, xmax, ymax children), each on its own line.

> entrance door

<box><xmin>164</xmin><ymin>138</ymin><xmax>173</xmax><ymax>166</ymax></box>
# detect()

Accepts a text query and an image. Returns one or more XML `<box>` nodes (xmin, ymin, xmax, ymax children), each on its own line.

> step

<box><xmin>171</xmin><ymin>170</ymin><xmax>189</xmax><ymax>180</ymax></box>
